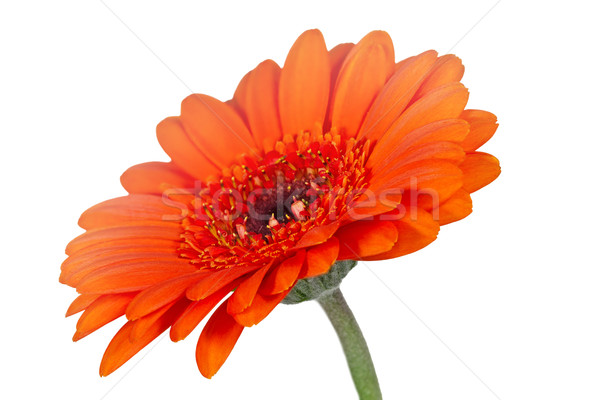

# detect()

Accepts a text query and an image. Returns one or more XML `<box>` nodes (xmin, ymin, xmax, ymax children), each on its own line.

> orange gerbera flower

<box><xmin>61</xmin><ymin>29</ymin><xmax>499</xmax><ymax>379</ymax></box>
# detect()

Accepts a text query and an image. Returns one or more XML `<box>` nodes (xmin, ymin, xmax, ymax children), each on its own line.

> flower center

<box><xmin>243</xmin><ymin>176</ymin><xmax>324</xmax><ymax>237</ymax></box>
<box><xmin>179</xmin><ymin>132</ymin><xmax>370</xmax><ymax>266</ymax></box>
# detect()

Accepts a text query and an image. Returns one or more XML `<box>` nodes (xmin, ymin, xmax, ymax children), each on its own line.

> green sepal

<box><xmin>282</xmin><ymin>260</ymin><xmax>357</xmax><ymax>305</ymax></box>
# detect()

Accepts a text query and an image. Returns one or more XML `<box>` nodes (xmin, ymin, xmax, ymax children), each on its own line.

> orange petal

<box><xmin>328</xmin><ymin>43</ymin><xmax>354</xmax><ymax>89</ymax></box>
<box><xmin>434</xmin><ymin>188</ymin><xmax>472</xmax><ymax>225</ymax></box>
<box><xmin>330</xmin><ymin>31</ymin><xmax>395</xmax><ymax>139</ymax></box>
<box><xmin>61</xmin><ymin>242</ymin><xmax>177</xmax><ymax>276</ymax></box>
<box><xmin>156</xmin><ymin>116</ymin><xmax>220</xmax><ymax>180</ymax></box>
<box><xmin>324</xmin><ymin>43</ymin><xmax>354</xmax><ymax>130</ymax></box>
<box><xmin>65</xmin><ymin>223</ymin><xmax>181</xmax><ymax>255</ymax></box>
<box><xmin>185</xmin><ymin>264</ymin><xmax>261</xmax><ymax>301</ymax></box>
<box><xmin>244</xmin><ymin>60</ymin><xmax>283</xmax><ymax>152</ymax></box>
<box><xmin>335</xmin><ymin>220</ymin><xmax>399</xmax><ymax>259</ymax></box>
<box><xmin>61</xmin><ymin>252</ymin><xmax>181</xmax><ymax>288</ymax></box>
<box><xmin>364</xmin><ymin>207</ymin><xmax>439</xmax><ymax>261</ymax></box>
<box><xmin>196</xmin><ymin>301</ymin><xmax>244</xmax><ymax>378</ymax></box>
<box><xmin>227</xmin><ymin>263</ymin><xmax>271</xmax><ymax>314</ymax></box>
<box><xmin>76</xmin><ymin>258</ymin><xmax>197</xmax><ymax>294</ymax></box>
<box><xmin>73</xmin><ymin>293</ymin><xmax>137</xmax><ymax>341</ymax></box>
<box><xmin>64</xmin><ymin>238</ymin><xmax>179</xmax><ymax>270</ymax></box>
<box><xmin>171</xmin><ymin>286</ymin><xmax>232</xmax><ymax>342</ymax></box>
<box><xmin>293</xmin><ymin>222</ymin><xmax>339</xmax><ymax>249</ymax></box>
<box><xmin>460</xmin><ymin>110</ymin><xmax>499</xmax><ymax>152</ymax></box>
<box><xmin>129</xmin><ymin>298</ymin><xmax>190</xmax><ymax>342</ymax></box>
<box><xmin>231</xmin><ymin>290</ymin><xmax>289</xmax><ymax>327</ymax></box>
<box><xmin>343</xmin><ymin>191</ymin><xmax>401</xmax><ymax>223</ymax></box>
<box><xmin>65</xmin><ymin>294</ymin><xmax>99</xmax><ymax>317</ymax></box>
<box><xmin>180</xmin><ymin>94</ymin><xmax>258</xmax><ymax>168</ymax></box>
<box><xmin>78</xmin><ymin>195</ymin><xmax>182</xmax><ymax>230</ymax></box>
<box><xmin>126</xmin><ymin>272</ymin><xmax>207</xmax><ymax>320</ymax></box>
<box><xmin>99</xmin><ymin>303</ymin><xmax>185</xmax><ymax>377</ymax></box>
<box><xmin>61</xmin><ymin>244</ymin><xmax>177</xmax><ymax>279</ymax></box>
<box><xmin>393</xmin><ymin>118</ymin><xmax>470</xmax><ymax>149</ymax></box>
<box><xmin>228</xmin><ymin>70</ymin><xmax>252</xmax><ymax>123</ymax></box>
<box><xmin>261</xmin><ymin>251</ymin><xmax>306</xmax><ymax>295</ymax></box>
<box><xmin>301</xmin><ymin>237</ymin><xmax>339</xmax><ymax>279</ymax></box>
<box><xmin>389</xmin><ymin>142</ymin><xmax>465</xmax><ymax>170</ymax></box>
<box><xmin>359</xmin><ymin>50</ymin><xmax>437</xmax><ymax>141</ymax></box>
<box><xmin>369</xmin><ymin>83</ymin><xmax>469</xmax><ymax>164</ymax></box>
<box><xmin>369</xmin><ymin>159</ymin><xmax>464</xmax><ymax>210</ymax></box>
<box><xmin>368</xmin><ymin>119</ymin><xmax>470</xmax><ymax>173</ymax></box>
<box><xmin>412</xmin><ymin>54</ymin><xmax>465</xmax><ymax>102</ymax></box>
<box><xmin>460</xmin><ymin>152</ymin><xmax>501</xmax><ymax>193</ymax></box>
<box><xmin>279</xmin><ymin>29</ymin><xmax>330</xmax><ymax>136</ymax></box>
<box><xmin>394</xmin><ymin>54</ymin><xmax>416</xmax><ymax>72</ymax></box>
<box><xmin>120</xmin><ymin>162</ymin><xmax>194</xmax><ymax>195</ymax></box>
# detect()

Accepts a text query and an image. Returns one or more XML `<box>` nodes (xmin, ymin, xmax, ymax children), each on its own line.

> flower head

<box><xmin>61</xmin><ymin>29</ymin><xmax>500</xmax><ymax>379</ymax></box>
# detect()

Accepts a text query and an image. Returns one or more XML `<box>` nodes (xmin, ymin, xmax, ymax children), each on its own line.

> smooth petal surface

<box><xmin>359</xmin><ymin>50</ymin><xmax>437</xmax><ymax>141</ymax></box>
<box><xmin>435</xmin><ymin>188</ymin><xmax>473</xmax><ymax>225</ymax></box>
<box><xmin>261</xmin><ymin>251</ymin><xmax>306</xmax><ymax>295</ymax></box>
<box><xmin>335</xmin><ymin>220</ymin><xmax>399</xmax><ymax>259</ymax></box>
<box><xmin>181</xmin><ymin>94</ymin><xmax>258</xmax><ymax>168</ymax></box>
<box><xmin>244</xmin><ymin>60</ymin><xmax>283</xmax><ymax>152</ymax></box>
<box><xmin>367</xmin><ymin>119</ymin><xmax>470</xmax><ymax>174</ymax></box>
<box><xmin>364</xmin><ymin>208</ymin><xmax>440</xmax><ymax>261</ymax></box>
<box><xmin>325</xmin><ymin>42</ymin><xmax>354</xmax><ymax>128</ymax></box>
<box><xmin>231</xmin><ymin>290</ymin><xmax>289</xmax><ymax>327</ymax></box>
<box><xmin>460</xmin><ymin>152</ymin><xmax>501</xmax><ymax>192</ymax></box>
<box><xmin>293</xmin><ymin>222</ymin><xmax>339</xmax><ymax>249</ymax></box>
<box><xmin>129</xmin><ymin>300</ymin><xmax>181</xmax><ymax>342</ymax></box>
<box><xmin>63</xmin><ymin>243</ymin><xmax>178</xmax><ymax>270</ymax></box>
<box><xmin>330</xmin><ymin>31</ymin><xmax>395</xmax><ymax>139</ymax></box>
<box><xmin>229</xmin><ymin>70</ymin><xmax>251</xmax><ymax>122</ymax></box>
<box><xmin>227</xmin><ymin>264</ymin><xmax>271</xmax><ymax>314</ymax></box>
<box><xmin>77</xmin><ymin>258</ymin><xmax>197</xmax><ymax>294</ymax></box>
<box><xmin>370</xmin><ymin>83</ymin><xmax>469</xmax><ymax>164</ymax></box>
<box><xmin>65</xmin><ymin>223</ymin><xmax>182</xmax><ymax>256</ymax></box>
<box><xmin>343</xmin><ymin>192</ymin><xmax>401</xmax><ymax>223</ymax></box>
<box><xmin>302</xmin><ymin>237</ymin><xmax>339</xmax><ymax>278</ymax></box>
<box><xmin>126</xmin><ymin>272</ymin><xmax>207</xmax><ymax>320</ymax></box>
<box><xmin>74</xmin><ymin>293</ymin><xmax>136</xmax><ymax>341</ymax></box>
<box><xmin>386</xmin><ymin>141</ymin><xmax>466</xmax><ymax>168</ymax></box>
<box><xmin>61</xmin><ymin>249</ymin><xmax>177</xmax><ymax>286</ymax></box>
<box><xmin>171</xmin><ymin>287</ymin><xmax>232</xmax><ymax>342</ymax></box>
<box><xmin>369</xmin><ymin>159</ymin><xmax>464</xmax><ymax>210</ymax></box>
<box><xmin>121</xmin><ymin>162</ymin><xmax>194</xmax><ymax>195</ymax></box>
<box><xmin>279</xmin><ymin>29</ymin><xmax>330</xmax><ymax>135</ymax></box>
<box><xmin>185</xmin><ymin>264</ymin><xmax>261</xmax><ymax>301</ymax></box>
<box><xmin>78</xmin><ymin>195</ymin><xmax>182</xmax><ymax>230</ymax></box>
<box><xmin>66</xmin><ymin>294</ymin><xmax>99</xmax><ymax>317</ymax></box>
<box><xmin>99</xmin><ymin>303</ymin><xmax>185</xmax><ymax>376</ymax></box>
<box><xmin>412</xmin><ymin>54</ymin><xmax>465</xmax><ymax>102</ymax></box>
<box><xmin>196</xmin><ymin>302</ymin><xmax>244</xmax><ymax>378</ymax></box>
<box><xmin>460</xmin><ymin>110</ymin><xmax>499</xmax><ymax>152</ymax></box>
<box><xmin>156</xmin><ymin>116</ymin><xmax>220</xmax><ymax>180</ymax></box>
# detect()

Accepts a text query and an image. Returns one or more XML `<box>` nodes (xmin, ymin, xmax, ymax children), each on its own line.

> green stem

<box><xmin>317</xmin><ymin>288</ymin><xmax>382</xmax><ymax>400</ymax></box>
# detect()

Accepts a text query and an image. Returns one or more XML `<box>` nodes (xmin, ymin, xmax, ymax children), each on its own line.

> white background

<box><xmin>1</xmin><ymin>1</ymin><xmax>599</xmax><ymax>399</ymax></box>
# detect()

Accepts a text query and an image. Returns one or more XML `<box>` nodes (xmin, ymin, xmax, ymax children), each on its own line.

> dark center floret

<box><xmin>245</xmin><ymin>178</ymin><xmax>323</xmax><ymax>237</ymax></box>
